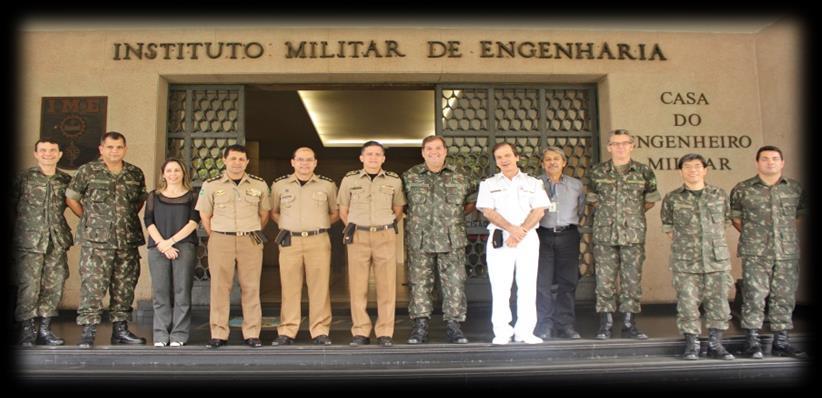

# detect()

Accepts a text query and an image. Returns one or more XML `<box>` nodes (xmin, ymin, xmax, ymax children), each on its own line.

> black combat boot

<box><xmin>446</xmin><ymin>320</ymin><xmax>469</xmax><ymax>344</ymax></box>
<box><xmin>595</xmin><ymin>312</ymin><xmax>613</xmax><ymax>340</ymax></box>
<box><xmin>407</xmin><ymin>317</ymin><xmax>429</xmax><ymax>344</ymax></box>
<box><xmin>682</xmin><ymin>333</ymin><xmax>700</xmax><ymax>360</ymax></box>
<box><xmin>78</xmin><ymin>324</ymin><xmax>96</xmax><ymax>349</ymax></box>
<box><xmin>772</xmin><ymin>330</ymin><xmax>807</xmax><ymax>359</ymax></box>
<box><xmin>743</xmin><ymin>328</ymin><xmax>763</xmax><ymax>359</ymax></box>
<box><xmin>18</xmin><ymin>318</ymin><xmax>37</xmax><ymax>347</ymax></box>
<box><xmin>111</xmin><ymin>321</ymin><xmax>146</xmax><ymax>345</ymax></box>
<box><xmin>37</xmin><ymin>317</ymin><xmax>65</xmax><ymax>346</ymax></box>
<box><xmin>621</xmin><ymin>313</ymin><xmax>648</xmax><ymax>339</ymax></box>
<box><xmin>707</xmin><ymin>328</ymin><xmax>735</xmax><ymax>360</ymax></box>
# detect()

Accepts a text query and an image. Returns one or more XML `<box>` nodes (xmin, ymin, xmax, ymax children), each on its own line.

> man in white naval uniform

<box><xmin>476</xmin><ymin>142</ymin><xmax>551</xmax><ymax>345</ymax></box>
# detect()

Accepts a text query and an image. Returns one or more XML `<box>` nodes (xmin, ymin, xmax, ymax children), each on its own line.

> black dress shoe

<box><xmin>272</xmin><ymin>335</ymin><xmax>294</xmax><ymax>346</ymax></box>
<box><xmin>377</xmin><ymin>336</ymin><xmax>393</xmax><ymax>347</ymax></box>
<box><xmin>207</xmin><ymin>338</ymin><xmax>228</xmax><ymax>348</ymax></box>
<box><xmin>350</xmin><ymin>335</ymin><xmax>370</xmax><ymax>346</ymax></box>
<box><xmin>537</xmin><ymin>328</ymin><xmax>553</xmax><ymax>340</ymax></box>
<box><xmin>313</xmin><ymin>335</ymin><xmax>332</xmax><ymax>345</ymax></box>
<box><xmin>555</xmin><ymin>326</ymin><xmax>581</xmax><ymax>339</ymax></box>
<box><xmin>244</xmin><ymin>338</ymin><xmax>262</xmax><ymax>348</ymax></box>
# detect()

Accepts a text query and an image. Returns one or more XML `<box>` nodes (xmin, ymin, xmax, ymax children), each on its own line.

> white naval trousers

<box><xmin>485</xmin><ymin>230</ymin><xmax>540</xmax><ymax>340</ymax></box>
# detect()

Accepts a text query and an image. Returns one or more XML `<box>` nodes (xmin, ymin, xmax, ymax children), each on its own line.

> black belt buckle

<box><xmin>552</xmin><ymin>225</ymin><xmax>573</xmax><ymax>233</ymax></box>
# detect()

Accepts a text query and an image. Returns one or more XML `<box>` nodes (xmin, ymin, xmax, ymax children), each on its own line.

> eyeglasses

<box><xmin>607</xmin><ymin>141</ymin><xmax>632</xmax><ymax>147</ymax></box>
<box><xmin>294</xmin><ymin>157</ymin><xmax>315</xmax><ymax>162</ymax></box>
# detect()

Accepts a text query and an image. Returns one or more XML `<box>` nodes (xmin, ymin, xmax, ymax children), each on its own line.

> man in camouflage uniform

<box><xmin>661</xmin><ymin>153</ymin><xmax>734</xmax><ymax>361</ymax></box>
<box><xmin>66</xmin><ymin>132</ymin><xmax>148</xmax><ymax>348</ymax></box>
<box><xmin>403</xmin><ymin>135</ymin><xmax>475</xmax><ymax>344</ymax></box>
<box><xmin>13</xmin><ymin>139</ymin><xmax>76</xmax><ymax>346</ymax></box>
<box><xmin>588</xmin><ymin>129</ymin><xmax>660</xmax><ymax>340</ymax></box>
<box><xmin>731</xmin><ymin>145</ymin><xmax>806</xmax><ymax>359</ymax></box>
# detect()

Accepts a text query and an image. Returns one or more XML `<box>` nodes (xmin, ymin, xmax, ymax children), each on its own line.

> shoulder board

<box><xmin>384</xmin><ymin>171</ymin><xmax>400</xmax><ymax>178</ymax></box>
<box><xmin>247</xmin><ymin>174</ymin><xmax>265</xmax><ymax>182</ymax></box>
<box><xmin>205</xmin><ymin>175</ymin><xmax>222</xmax><ymax>183</ymax></box>
<box><xmin>273</xmin><ymin>175</ymin><xmax>290</xmax><ymax>183</ymax></box>
<box><xmin>345</xmin><ymin>170</ymin><xmax>360</xmax><ymax>177</ymax></box>
<box><xmin>317</xmin><ymin>175</ymin><xmax>335</xmax><ymax>183</ymax></box>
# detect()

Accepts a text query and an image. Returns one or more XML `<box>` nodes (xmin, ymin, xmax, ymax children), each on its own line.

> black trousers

<box><xmin>535</xmin><ymin>226</ymin><xmax>581</xmax><ymax>331</ymax></box>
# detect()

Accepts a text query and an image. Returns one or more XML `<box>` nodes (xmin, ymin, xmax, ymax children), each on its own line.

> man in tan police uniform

<box><xmin>338</xmin><ymin>141</ymin><xmax>406</xmax><ymax>347</ymax></box>
<box><xmin>270</xmin><ymin>147</ymin><xmax>339</xmax><ymax>346</ymax></box>
<box><xmin>196</xmin><ymin>144</ymin><xmax>270</xmax><ymax>348</ymax></box>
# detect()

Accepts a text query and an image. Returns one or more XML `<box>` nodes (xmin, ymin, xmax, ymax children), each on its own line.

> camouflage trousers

<box><xmin>14</xmin><ymin>246</ymin><xmax>69</xmax><ymax>321</ymax></box>
<box><xmin>406</xmin><ymin>250</ymin><xmax>467</xmax><ymax>322</ymax></box>
<box><xmin>672</xmin><ymin>271</ymin><xmax>731</xmax><ymax>335</ymax></box>
<box><xmin>76</xmin><ymin>246</ymin><xmax>141</xmax><ymax>325</ymax></box>
<box><xmin>593</xmin><ymin>243</ymin><xmax>645</xmax><ymax>313</ymax></box>
<box><xmin>740</xmin><ymin>257</ymin><xmax>799</xmax><ymax>331</ymax></box>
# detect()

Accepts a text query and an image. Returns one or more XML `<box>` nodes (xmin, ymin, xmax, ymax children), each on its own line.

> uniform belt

<box><xmin>213</xmin><ymin>230</ymin><xmax>258</xmax><ymax>236</ymax></box>
<box><xmin>290</xmin><ymin>228</ymin><xmax>329</xmax><ymax>237</ymax></box>
<box><xmin>355</xmin><ymin>223</ymin><xmax>394</xmax><ymax>232</ymax></box>
<box><xmin>541</xmin><ymin>225</ymin><xmax>576</xmax><ymax>233</ymax></box>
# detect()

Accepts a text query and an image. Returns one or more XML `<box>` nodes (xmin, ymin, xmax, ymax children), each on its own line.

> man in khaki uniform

<box><xmin>338</xmin><ymin>141</ymin><xmax>406</xmax><ymax>347</ymax></box>
<box><xmin>196</xmin><ymin>144</ymin><xmax>270</xmax><ymax>348</ymax></box>
<box><xmin>270</xmin><ymin>147</ymin><xmax>339</xmax><ymax>346</ymax></box>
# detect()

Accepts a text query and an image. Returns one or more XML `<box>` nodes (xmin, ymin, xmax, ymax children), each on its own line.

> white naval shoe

<box><xmin>492</xmin><ymin>336</ymin><xmax>512</xmax><ymax>345</ymax></box>
<box><xmin>514</xmin><ymin>334</ymin><xmax>543</xmax><ymax>344</ymax></box>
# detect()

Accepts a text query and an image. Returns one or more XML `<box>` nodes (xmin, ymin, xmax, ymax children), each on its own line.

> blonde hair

<box><xmin>158</xmin><ymin>158</ymin><xmax>192</xmax><ymax>191</ymax></box>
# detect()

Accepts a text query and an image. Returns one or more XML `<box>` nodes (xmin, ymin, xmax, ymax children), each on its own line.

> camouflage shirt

<box><xmin>730</xmin><ymin>175</ymin><xmax>806</xmax><ymax>260</ymax></box>
<box><xmin>660</xmin><ymin>184</ymin><xmax>731</xmax><ymax>273</ymax></box>
<box><xmin>403</xmin><ymin>163</ymin><xmax>475</xmax><ymax>253</ymax></box>
<box><xmin>587</xmin><ymin>159</ymin><xmax>661</xmax><ymax>245</ymax></box>
<box><xmin>12</xmin><ymin>166</ymin><xmax>73</xmax><ymax>252</ymax></box>
<box><xmin>66</xmin><ymin>160</ymin><xmax>147</xmax><ymax>249</ymax></box>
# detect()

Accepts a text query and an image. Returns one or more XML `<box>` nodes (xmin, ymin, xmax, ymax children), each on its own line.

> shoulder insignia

<box><xmin>318</xmin><ymin>175</ymin><xmax>335</xmax><ymax>183</ymax></box>
<box><xmin>384</xmin><ymin>171</ymin><xmax>400</xmax><ymax>178</ymax></box>
<box><xmin>205</xmin><ymin>175</ymin><xmax>222</xmax><ymax>183</ymax></box>
<box><xmin>273</xmin><ymin>175</ymin><xmax>290</xmax><ymax>183</ymax></box>
<box><xmin>247</xmin><ymin>174</ymin><xmax>265</xmax><ymax>182</ymax></box>
<box><xmin>345</xmin><ymin>170</ymin><xmax>360</xmax><ymax>177</ymax></box>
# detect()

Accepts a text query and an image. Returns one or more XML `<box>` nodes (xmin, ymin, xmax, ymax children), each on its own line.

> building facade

<box><xmin>17</xmin><ymin>17</ymin><xmax>805</xmax><ymax>310</ymax></box>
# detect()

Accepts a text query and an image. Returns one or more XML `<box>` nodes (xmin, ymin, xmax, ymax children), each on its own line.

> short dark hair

<box><xmin>421</xmin><ymin>135</ymin><xmax>447</xmax><ymax>149</ymax></box>
<box><xmin>677</xmin><ymin>153</ymin><xmax>707</xmax><ymax>169</ymax></box>
<box><xmin>292</xmin><ymin>147</ymin><xmax>316</xmax><ymax>159</ymax></box>
<box><xmin>361</xmin><ymin>140</ymin><xmax>385</xmax><ymax>154</ymax></box>
<box><xmin>223</xmin><ymin>144</ymin><xmax>248</xmax><ymax>158</ymax></box>
<box><xmin>101</xmin><ymin>131</ymin><xmax>127</xmax><ymax>145</ymax></box>
<box><xmin>756</xmin><ymin>145</ymin><xmax>783</xmax><ymax>161</ymax></box>
<box><xmin>492</xmin><ymin>142</ymin><xmax>518</xmax><ymax>157</ymax></box>
<box><xmin>608</xmin><ymin>129</ymin><xmax>633</xmax><ymax>143</ymax></box>
<box><xmin>34</xmin><ymin>138</ymin><xmax>61</xmax><ymax>152</ymax></box>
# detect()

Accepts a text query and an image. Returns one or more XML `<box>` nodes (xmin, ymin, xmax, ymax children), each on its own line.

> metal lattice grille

<box><xmin>495</xmin><ymin>89</ymin><xmax>539</xmax><ymax>132</ymax></box>
<box><xmin>545</xmin><ymin>89</ymin><xmax>591</xmax><ymax>132</ymax></box>
<box><xmin>437</xmin><ymin>85</ymin><xmax>599</xmax><ymax>278</ymax></box>
<box><xmin>442</xmin><ymin>88</ymin><xmax>489</xmax><ymax>132</ymax></box>
<box><xmin>166</xmin><ymin>85</ymin><xmax>245</xmax><ymax>281</ymax></box>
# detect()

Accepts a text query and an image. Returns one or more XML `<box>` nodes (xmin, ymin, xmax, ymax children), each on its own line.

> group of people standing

<box><xmin>13</xmin><ymin>129</ymin><xmax>805</xmax><ymax>361</ymax></box>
